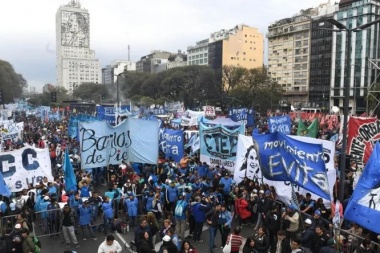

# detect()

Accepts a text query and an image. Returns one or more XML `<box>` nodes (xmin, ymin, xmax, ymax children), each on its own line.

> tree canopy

<box><xmin>0</xmin><ymin>60</ymin><xmax>27</xmax><ymax>103</ymax></box>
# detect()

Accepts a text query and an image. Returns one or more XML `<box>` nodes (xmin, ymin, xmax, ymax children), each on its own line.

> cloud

<box><xmin>0</xmin><ymin>0</ymin><xmax>329</xmax><ymax>91</ymax></box>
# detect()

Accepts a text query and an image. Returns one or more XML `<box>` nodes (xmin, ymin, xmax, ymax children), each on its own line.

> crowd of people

<box><xmin>0</xmin><ymin>110</ymin><xmax>378</xmax><ymax>253</ymax></box>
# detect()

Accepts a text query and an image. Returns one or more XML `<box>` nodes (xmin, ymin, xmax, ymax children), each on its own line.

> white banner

<box><xmin>0</xmin><ymin>146</ymin><xmax>53</xmax><ymax>192</ymax></box>
<box><xmin>203</xmin><ymin>106</ymin><xmax>216</xmax><ymax>117</ymax></box>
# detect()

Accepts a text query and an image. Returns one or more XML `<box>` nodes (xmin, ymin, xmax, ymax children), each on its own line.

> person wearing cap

<box><xmin>312</xmin><ymin>225</ymin><xmax>329</xmax><ymax>253</ymax></box>
<box><xmin>299</xmin><ymin>218</ymin><xmax>315</xmax><ymax>253</ymax></box>
<box><xmin>300</xmin><ymin>193</ymin><xmax>315</xmax><ymax>216</ymax></box>
<box><xmin>282</xmin><ymin>205</ymin><xmax>300</xmax><ymax>241</ymax></box>
<box><xmin>124</xmin><ymin>192</ymin><xmax>139</xmax><ymax>228</ymax></box>
<box><xmin>39</xmin><ymin>195</ymin><xmax>51</xmax><ymax>234</ymax></box>
<box><xmin>60</xmin><ymin>204</ymin><xmax>79</xmax><ymax>249</ymax></box>
<box><xmin>159</xmin><ymin>234</ymin><xmax>179</xmax><ymax>253</ymax></box>
<box><xmin>218</xmin><ymin>203</ymin><xmax>233</xmax><ymax>247</ymax></box>
<box><xmin>219</xmin><ymin>172</ymin><xmax>233</xmax><ymax>206</ymax></box>
<box><xmin>101</xmin><ymin>196</ymin><xmax>114</xmax><ymax>236</ymax></box>
<box><xmin>165</xmin><ymin>181</ymin><xmax>178</xmax><ymax>212</ymax></box>
<box><xmin>79</xmin><ymin>181</ymin><xmax>91</xmax><ymax>198</ymax></box>
<box><xmin>79</xmin><ymin>200</ymin><xmax>97</xmax><ymax>241</ymax></box>
<box><xmin>174</xmin><ymin>194</ymin><xmax>188</xmax><ymax>240</ymax></box>
<box><xmin>312</xmin><ymin>209</ymin><xmax>331</xmax><ymax>230</ymax></box>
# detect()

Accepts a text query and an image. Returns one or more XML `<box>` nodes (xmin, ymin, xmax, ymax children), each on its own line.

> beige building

<box><xmin>267</xmin><ymin>8</ymin><xmax>318</xmax><ymax>105</ymax></box>
<box><xmin>208</xmin><ymin>24</ymin><xmax>264</xmax><ymax>71</ymax></box>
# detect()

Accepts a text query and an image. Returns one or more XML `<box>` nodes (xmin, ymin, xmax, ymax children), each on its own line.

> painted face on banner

<box><xmin>242</xmin><ymin>145</ymin><xmax>261</xmax><ymax>181</ymax></box>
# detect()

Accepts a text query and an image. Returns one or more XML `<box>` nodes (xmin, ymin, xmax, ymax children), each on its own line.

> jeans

<box><xmin>103</xmin><ymin>217</ymin><xmax>114</xmax><ymax>235</ymax></box>
<box><xmin>62</xmin><ymin>225</ymin><xmax>78</xmax><ymax>245</ymax></box>
<box><xmin>254</xmin><ymin>212</ymin><xmax>262</xmax><ymax>230</ymax></box>
<box><xmin>193</xmin><ymin>222</ymin><xmax>203</xmax><ymax>241</ymax></box>
<box><xmin>209</xmin><ymin>226</ymin><xmax>217</xmax><ymax>251</ymax></box>
<box><xmin>219</xmin><ymin>225</ymin><xmax>231</xmax><ymax>246</ymax></box>
<box><xmin>81</xmin><ymin>224</ymin><xmax>96</xmax><ymax>239</ymax></box>
<box><xmin>176</xmin><ymin>219</ymin><xmax>186</xmax><ymax>239</ymax></box>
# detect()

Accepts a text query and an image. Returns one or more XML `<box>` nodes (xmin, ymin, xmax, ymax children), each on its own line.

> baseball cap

<box><xmin>305</xmin><ymin>218</ymin><xmax>312</xmax><ymax>225</ymax></box>
<box><xmin>314</xmin><ymin>210</ymin><xmax>321</xmax><ymax>216</ymax></box>
<box><xmin>327</xmin><ymin>238</ymin><xmax>336</xmax><ymax>246</ymax></box>
<box><xmin>162</xmin><ymin>235</ymin><xmax>171</xmax><ymax>242</ymax></box>
<box><xmin>15</xmin><ymin>223</ymin><xmax>22</xmax><ymax>229</ymax></box>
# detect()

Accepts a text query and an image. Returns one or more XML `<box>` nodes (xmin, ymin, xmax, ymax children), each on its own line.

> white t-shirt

<box><xmin>97</xmin><ymin>240</ymin><xmax>122</xmax><ymax>253</ymax></box>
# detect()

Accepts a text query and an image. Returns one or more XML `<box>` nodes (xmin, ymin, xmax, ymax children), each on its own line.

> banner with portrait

<box><xmin>253</xmin><ymin>131</ymin><xmax>330</xmax><ymax>200</ymax></box>
<box><xmin>0</xmin><ymin>146</ymin><xmax>53</xmax><ymax>192</ymax></box>
<box><xmin>159</xmin><ymin>129</ymin><xmax>184</xmax><ymax>163</ymax></box>
<box><xmin>200</xmin><ymin>123</ymin><xmax>244</xmax><ymax>171</ymax></box>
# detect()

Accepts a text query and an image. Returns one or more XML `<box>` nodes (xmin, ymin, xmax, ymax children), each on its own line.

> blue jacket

<box><xmin>102</xmin><ymin>201</ymin><xmax>114</xmax><ymax>219</ymax></box>
<box><xmin>192</xmin><ymin>202</ymin><xmax>207</xmax><ymax>223</ymax></box>
<box><xmin>80</xmin><ymin>186</ymin><xmax>90</xmax><ymax>197</ymax></box>
<box><xmin>219</xmin><ymin>177</ymin><xmax>233</xmax><ymax>194</ymax></box>
<box><xmin>145</xmin><ymin>195</ymin><xmax>154</xmax><ymax>212</ymax></box>
<box><xmin>125</xmin><ymin>197</ymin><xmax>139</xmax><ymax>217</ymax></box>
<box><xmin>166</xmin><ymin>186</ymin><xmax>178</xmax><ymax>203</ymax></box>
<box><xmin>198</xmin><ymin>165</ymin><xmax>207</xmax><ymax>177</ymax></box>
<box><xmin>79</xmin><ymin>205</ymin><xmax>92</xmax><ymax>225</ymax></box>
<box><xmin>218</xmin><ymin>210</ymin><xmax>233</xmax><ymax>226</ymax></box>
<box><xmin>39</xmin><ymin>201</ymin><xmax>50</xmax><ymax>219</ymax></box>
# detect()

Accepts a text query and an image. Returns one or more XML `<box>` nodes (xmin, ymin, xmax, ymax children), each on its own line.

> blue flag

<box><xmin>159</xmin><ymin>128</ymin><xmax>184</xmax><ymax>163</ymax></box>
<box><xmin>344</xmin><ymin>142</ymin><xmax>380</xmax><ymax>233</ymax></box>
<box><xmin>0</xmin><ymin>171</ymin><xmax>11</xmax><ymax>197</ymax></box>
<box><xmin>253</xmin><ymin>131</ymin><xmax>330</xmax><ymax>200</ymax></box>
<box><xmin>268</xmin><ymin>115</ymin><xmax>291</xmax><ymax>134</ymax></box>
<box><xmin>63</xmin><ymin>149</ymin><xmax>77</xmax><ymax>192</ymax></box>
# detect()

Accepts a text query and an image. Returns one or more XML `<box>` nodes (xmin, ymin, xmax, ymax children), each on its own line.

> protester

<box><xmin>226</xmin><ymin>226</ymin><xmax>243</xmax><ymax>253</ymax></box>
<box><xmin>97</xmin><ymin>234</ymin><xmax>122</xmax><ymax>253</ymax></box>
<box><xmin>20</xmin><ymin>228</ymin><xmax>35</xmax><ymax>253</ymax></box>
<box><xmin>138</xmin><ymin>231</ymin><xmax>156</xmax><ymax>253</ymax></box>
<box><xmin>179</xmin><ymin>239</ymin><xmax>198</xmax><ymax>253</ymax></box>
<box><xmin>60</xmin><ymin>204</ymin><xmax>79</xmax><ymax>249</ymax></box>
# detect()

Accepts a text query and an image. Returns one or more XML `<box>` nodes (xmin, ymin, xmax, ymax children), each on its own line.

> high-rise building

<box><xmin>102</xmin><ymin>60</ymin><xmax>136</xmax><ymax>85</ymax></box>
<box><xmin>330</xmin><ymin>0</ymin><xmax>380</xmax><ymax>114</ymax></box>
<box><xmin>309</xmin><ymin>3</ymin><xmax>338</xmax><ymax>110</ymax></box>
<box><xmin>208</xmin><ymin>24</ymin><xmax>264</xmax><ymax>74</ymax></box>
<box><xmin>56</xmin><ymin>0</ymin><xmax>102</xmax><ymax>93</ymax></box>
<box><xmin>268</xmin><ymin>8</ymin><xmax>319</xmax><ymax>106</ymax></box>
<box><xmin>136</xmin><ymin>51</ymin><xmax>173</xmax><ymax>73</ymax></box>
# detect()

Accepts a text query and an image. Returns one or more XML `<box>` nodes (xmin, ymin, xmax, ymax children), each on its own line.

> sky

<box><xmin>0</xmin><ymin>0</ymin><xmax>332</xmax><ymax>92</ymax></box>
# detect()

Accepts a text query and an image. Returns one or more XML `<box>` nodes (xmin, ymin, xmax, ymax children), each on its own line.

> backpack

<box><xmin>172</xmin><ymin>234</ymin><xmax>181</xmax><ymax>250</ymax></box>
<box><xmin>33</xmin><ymin>236</ymin><xmax>41</xmax><ymax>253</ymax></box>
<box><xmin>174</xmin><ymin>201</ymin><xmax>184</xmax><ymax>217</ymax></box>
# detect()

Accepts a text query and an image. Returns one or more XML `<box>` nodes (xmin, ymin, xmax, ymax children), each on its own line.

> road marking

<box><xmin>115</xmin><ymin>231</ymin><xmax>132</xmax><ymax>253</ymax></box>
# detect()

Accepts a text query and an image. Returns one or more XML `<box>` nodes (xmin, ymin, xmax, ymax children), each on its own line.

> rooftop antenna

<box><xmin>128</xmin><ymin>45</ymin><xmax>130</xmax><ymax>61</ymax></box>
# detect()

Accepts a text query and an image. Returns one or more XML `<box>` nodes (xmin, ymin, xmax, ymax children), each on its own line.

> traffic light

<box><xmin>51</xmin><ymin>92</ymin><xmax>57</xmax><ymax>102</ymax></box>
<box><xmin>0</xmin><ymin>90</ymin><xmax>3</xmax><ymax>104</ymax></box>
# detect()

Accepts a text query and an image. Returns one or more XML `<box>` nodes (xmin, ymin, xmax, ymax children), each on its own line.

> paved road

<box><xmin>41</xmin><ymin>220</ymin><xmax>254</xmax><ymax>253</ymax></box>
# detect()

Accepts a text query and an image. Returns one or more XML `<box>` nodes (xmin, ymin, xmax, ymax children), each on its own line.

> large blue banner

<box><xmin>253</xmin><ymin>131</ymin><xmax>330</xmax><ymax>200</ymax></box>
<box><xmin>96</xmin><ymin>105</ymin><xmax>131</xmax><ymax>125</ymax></box>
<box><xmin>228</xmin><ymin>108</ymin><xmax>255</xmax><ymax>127</ymax></box>
<box><xmin>68</xmin><ymin>114</ymin><xmax>101</xmax><ymax>139</ymax></box>
<box><xmin>344</xmin><ymin>142</ymin><xmax>380</xmax><ymax>233</ymax></box>
<box><xmin>159</xmin><ymin>129</ymin><xmax>184</xmax><ymax>162</ymax></box>
<box><xmin>79</xmin><ymin>118</ymin><xmax>158</xmax><ymax>169</ymax></box>
<box><xmin>200</xmin><ymin>123</ymin><xmax>244</xmax><ymax>171</ymax></box>
<box><xmin>268</xmin><ymin>115</ymin><xmax>291</xmax><ymax>134</ymax></box>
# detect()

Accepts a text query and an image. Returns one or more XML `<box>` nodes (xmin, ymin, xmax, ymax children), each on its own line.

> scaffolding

<box><xmin>367</xmin><ymin>59</ymin><xmax>380</xmax><ymax>116</ymax></box>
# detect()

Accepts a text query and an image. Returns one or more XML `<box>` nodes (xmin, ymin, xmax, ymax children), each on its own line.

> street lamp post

<box><xmin>325</xmin><ymin>18</ymin><xmax>380</xmax><ymax>202</ymax></box>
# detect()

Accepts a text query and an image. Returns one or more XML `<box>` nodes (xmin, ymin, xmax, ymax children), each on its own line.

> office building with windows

<box><xmin>56</xmin><ymin>0</ymin><xmax>102</xmax><ymax>92</ymax></box>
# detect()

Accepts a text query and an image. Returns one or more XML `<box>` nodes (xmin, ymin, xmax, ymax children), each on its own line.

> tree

<box><xmin>73</xmin><ymin>83</ymin><xmax>109</xmax><ymax>103</ymax></box>
<box><xmin>0</xmin><ymin>60</ymin><xmax>27</xmax><ymax>103</ymax></box>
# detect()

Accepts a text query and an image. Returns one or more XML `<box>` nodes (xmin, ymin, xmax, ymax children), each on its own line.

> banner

<box><xmin>68</xmin><ymin>114</ymin><xmax>101</xmax><ymax>139</ymax></box>
<box><xmin>96</xmin><ymin>105</ymin><xmax>130</xmax><ymax>125</ymax></box>
<box><xmin>234</xmin><ymin>134</ymin><xmax>262</xmax><ymax>182</ymax></box>
<box><xmin>347</xmin><ymin>117</ymin><xmax>380</xmax><ymax>168</ymax></box>
<box><xmin>159</xmin><ymin>129</ymin><xmax>184</xmax><ymax>162</ymax></box>
<box><xmin>345</xmin><ymin>142</ymin><xmax>380</xmax><ymax>233</ymax></box>
<box><xmin>203</xmin><ymin>105</ymin><xmax>216</xmax><ymax>117</ymax></box>
<box><xmin>253</xmin><ymin>131</ymin><xmax>330</xmax><ymax>200</ymax></box>
<box><xmin>0</xmin><ymin>146</ymin><xmax>53</xmax><ymax>192</ymax></box>
<box><xmin>228</xmin><ymin>108</ymin><xmax>255</xmax><ymax>127</ymax></box>
<box><xmin>79</xmin><ymin>118</ymin><xmax>158</xmax><ymax>169</ymax></box>
<box><xmin>200</xmin><ymin>123</ymin><xmax>244</xmax><ymax>171</ymax></box>
<box><xmin>1</xmin><ymin>122</ymin><xmax>23</xmax><ymax>140</ymax></box>
<box><xmin>268</xmin><ymin>115</ymin><xmax>291</xmax><ymax>134</ymax></box>
<box><xmin>165</xmin><ymin>101</ymin><xmax>183</xmax><ymax>112</ymax></box>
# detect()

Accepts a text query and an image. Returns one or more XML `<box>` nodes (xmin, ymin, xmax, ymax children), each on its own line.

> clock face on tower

<box><xmin>61</xmin><ymin>11</ymin><xmax>89</xmax><ymax>47</ymax></box>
